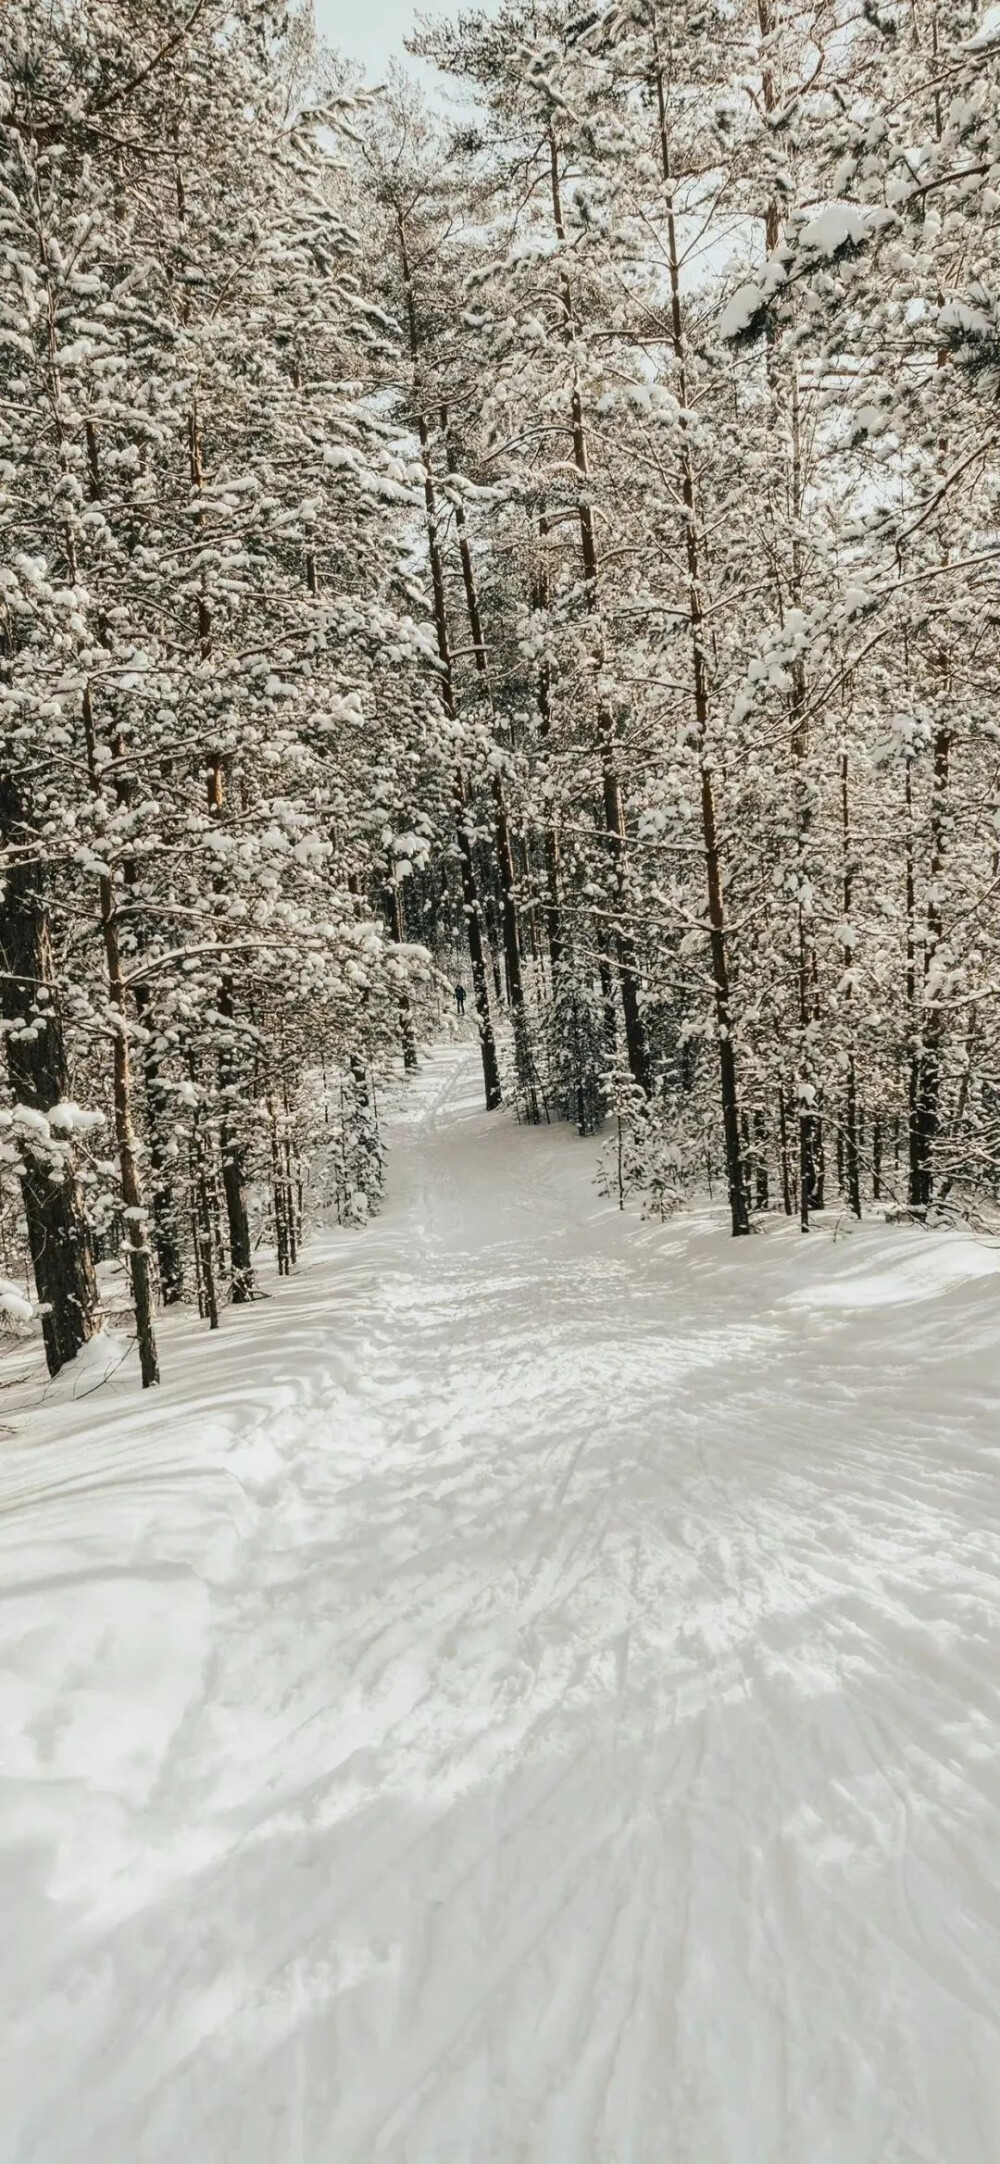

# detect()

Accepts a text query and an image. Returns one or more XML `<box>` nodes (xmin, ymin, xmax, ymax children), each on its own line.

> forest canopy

<box><xmin>1</xmin><ymin>0</ymin><xmax>998</xmax><ymax>1381</ymax></box>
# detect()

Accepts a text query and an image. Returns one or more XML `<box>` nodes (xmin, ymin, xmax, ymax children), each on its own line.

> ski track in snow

<box><xmin>2</xmin><ymin>1043</ymin><xmax>1000</xmax><ymax>2163</ymax></box>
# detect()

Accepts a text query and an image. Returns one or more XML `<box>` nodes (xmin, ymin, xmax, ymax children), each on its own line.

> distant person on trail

<box><xmin>454</xmin><ymin>983</ymin><xmax>466</xmax><ymax>1017</ymax></box>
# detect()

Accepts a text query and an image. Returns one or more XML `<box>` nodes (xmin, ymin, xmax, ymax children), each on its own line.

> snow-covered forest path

<box><xmin>4</xmin><ymin>1043</ymin><xmax>1000</xmax><ymax>2164</ymax></box>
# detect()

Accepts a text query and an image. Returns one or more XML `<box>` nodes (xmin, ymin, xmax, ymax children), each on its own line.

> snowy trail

<box><xmin>3</xmin><ymin>1043</ymin><xmax>1000</xmax><ymax>2163</ymax></box>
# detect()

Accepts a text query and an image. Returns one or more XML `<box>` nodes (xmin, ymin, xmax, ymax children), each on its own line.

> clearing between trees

<box><xmin>2</xmin><ymin>1044</ymin><xmax>999</xmax><ymax>2164</ymax></box>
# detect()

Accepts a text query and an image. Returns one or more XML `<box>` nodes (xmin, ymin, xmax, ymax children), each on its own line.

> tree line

<box><xmin>1</xmin><ymin>0</ymin><xmax>997</xmax><ymax>1381</ymax></box>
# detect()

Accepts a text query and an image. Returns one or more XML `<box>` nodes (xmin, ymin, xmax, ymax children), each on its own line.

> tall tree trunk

<box><xmin>654</xmin><ymin>46</ymin><xmax>748</xmax><ymax>1233</ymax></box>
<box><xmin>206</xmin><ymin>754</ymin><xmax>254</xmax><ymax>1300</ymax></box>
<box><xmin>547</xmin><ymin>132</ymin><xmax>650</xmax><ymax>1096</ymax></box>
<box><xmin>909</xmin><ymin>19</ymin><xmax>952</xmax><ymax>1208</ymax></box>
<box><xmin>753</xmin><ymin>1110</ymin><xmax>769</xmax><ymax>1212</ymax></box>
<box><xmin>532</xmin><ymin>509</ymin><xmax>564</xmax><ymax>974</ymax></box>
<box><xmin>905</xmin><ymin>754</ymin><xmax>921</xmax><ymax>1206</ymax></box>
<box><xmin>82</xmin><ymin>689</ymin><xmax>159</xmax><ymax>1387</ymax></box>
<box><xmin>441</xmin><ymin>406</ymin><xmax>540</xmax><ymax>1121</ymax></box>
<box><xmin>778</xmin><ymin>1084</ymin><xmax>794</xmax><ymax>1216</ymax></box>
<box><xmin>138</xmin><ymin>1021</ymin><xmax>185</xmax><ymax>1303</ymax></box>
<box><xmin>217</xmin><ymin>982</ymin><xmax>254</xmax><ymax>1300</ymax></box>
<box><xmin>191</xmin><ymin>1115</ymin><xmax>219</xmax><ymax>1331</ymax></box>
<box><xmin>788</xmin><ymin>372</ymin><xmax>822</xmax><ymax>1226</ymax></box>
<box><xmin>755</xmin><ymin>5</ymin><xmax>822</xmax><ymax>1221</ymax></box>
<box><xmin>454</xmin><ymin>788</ymin><xmax>502</xmax><ymax>1110</ymax></box>
<box><xmin>0</xmin><ymin>782</ymin><xmax>99</xmax><ymax>1374</ymax></box>
<box><xmin>595</xmin><ymin>923</ymin><xmax>618</xmax><ymax>1054</ymax></box>
<box><xmin>82</xmin><ymin>416</ymin><xmax>186</xmax><ymax>1309</ymax></box>
<box><xmin>120</xmin><ymin>830</ymin><xmax>185</xmax><ymax>1306</ymax></box>
<box><xmin>385</xmin><ymin>859</ymin><xmax>419</xmax><ymax>1074</ymax></box>
<box><xmin>394</xmin><ymin>206</ymin><xmax>501</xmax><ymax>1112</ymax></box>
<box><xmin>270</xmin><ymin>1099</ymin><xmax>289</xmax><ymax>1275</ymax></box>
<box><xmin>281</xmin><ymin>1076</ymin><xmax>298</xmax><ymax>1267</ymax></box>
<box><xmin>483</xmin><ymin>888</ymin><xmax>506</xmax><ymax>1007</ymax></box>
<box><xmin>188</xmin><ymin>380</ymin><xmax>254</xmax><ymax>1301</ymax></box>
<box><xmin>910</xmin><ymin>723</ymin><xmax>951</xmax><ymax>1209</ymax></box>
<box><xmin>841</xmin><ymin>750</ymin><xmax>862</xmax><ymax>1219</ymax></box>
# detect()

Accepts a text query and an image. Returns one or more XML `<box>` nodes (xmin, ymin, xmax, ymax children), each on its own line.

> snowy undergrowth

<box><xmin>3</xmin><ymin>1045</ymin><xmax>1000</xmax><ymax>2163</ymax></box>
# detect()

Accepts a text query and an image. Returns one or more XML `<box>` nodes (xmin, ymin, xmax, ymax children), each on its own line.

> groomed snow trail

<box><xmin>3</xmin><ymin>1044</ymin><xmax>1000</xmax><ymax>2164</ymax></box>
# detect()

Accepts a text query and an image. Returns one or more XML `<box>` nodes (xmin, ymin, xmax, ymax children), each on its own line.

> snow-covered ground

<box><xmin>3</xmin><ymin>1044</ymin><xmax>1000</xmax><ymax>2163</ymax></box>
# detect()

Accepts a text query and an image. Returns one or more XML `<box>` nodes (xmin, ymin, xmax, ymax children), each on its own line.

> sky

<box><xmin>313</xmin><ymin>0</ymin><xmax>455</xmax><ymax>80</ymax></box>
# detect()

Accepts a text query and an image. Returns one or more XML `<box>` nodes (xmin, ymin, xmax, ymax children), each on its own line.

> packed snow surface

<box><xmin>3</xmin><ymin>1045</ymin><xmax>1000</xmax><ymax>2163</ymax></box>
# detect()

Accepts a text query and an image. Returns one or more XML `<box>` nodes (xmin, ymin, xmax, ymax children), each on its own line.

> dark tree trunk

<box><xmin>845</xmin><ymin>1063</ymin><xmax>862</xmax><ymax>1218</ymax></box>
<box><xmin>394</xmin><ymin>207</ymin><xmax>501</xmax><ymax>1113</ymax></box>
<box><xmin>483</xmin><ymin>889</ymin><xmax>505</xmax><ymax>1007</ymax></box>
<box><xmin>799</xmin><ymin>1103</ymin><xmax>811</xmax><ymax>1233</ymax></box>
<box><xmin>219</xmin><ymin>1112</ymin><xmax>253</xmax><ymax>1298</ymax></box>
<box><xmin>192</xmin><ymin>1126</ymin><xmax>219</xmax><ymax>1331</ymax></box>
<box><xmin>82</xmin><ymin>689</ymin><xmax>159</xmax><ymax>1388</ymax></box>
<box><xmin>596</xmin><ymin>929</ymin><xmax>618</xmax><ymax>1056</ymax></box>
<box><xmin>281</xmin><ymin>1079</ymin><xmax>298</xmax><ymax>1266</ymax></box>
<box><xmin>601</xmin><ymin>728</ymin><xmax>650</xmax><ymax>1095</ymax></box>
<box><xmin>193</xmin><ymin>356</ymin><xmax>254</xmax><ymax>1302</ymax></box>
<box><xmin>140</xmin><ymin>1026</ymin><xmax>186</xmax><ymax>1302</ymax></box>
<box><xmin>270</xmin><ymin>1100</ymin><xmax>289</xmax><ymax>1276</ymax></box>
<box><xmin>455</xmin><ymin>788</ymin><xmax>502</xmax><ymax>1110</ymax></box>
<box><xmin>215</xmin><ymin>978</ymin><xmax>253</xmax><ymax>1301</ymax></box>
<box><xmin>207</xmin><ymin>760</ymin><xmax>254</xmax><ymax>1301</ymax></box>
<box><xmin>533</xmin><ymin>514</ymin><xmax>563</xmax><ymax>974</ymax></box>
<box><xmin>910</xmin><ymin>725</ymin><xmax>951</xmax><ymax>1211</ymax></box>
<box><xmin>841</xmin><ymin>755</ymin><xmax>862</xmax><ymax>1222</ymax></box>
<box><xmin>385</xmin><ymin>858</ymin><xmax>418</xmax><ymax>1074</ymax></box>
<box><xmin>655</xmin><ymin>64</ymin><xmax>748</xmax><ymax>1233</ymax></box>
<box><xmin>493</xmin><ymin>779</ymin><xmax>539</xmax><ymax>1120</ymax></box>
<box><xmin>754</xmin><ymin>1111</ymin><xmax>769</xmax><ymax>1211</ymax></box>
<box><xmin>0</xmin><ymin>780</ymin><xmax>99</xmax><ymax>1374</ymax></box>
<box><xmin>514</xmin><ymin>836</ymin><xmax>539</xmax><ymax>962</ymax></box>
<box><xmin>83</xmin><ymin>413</ymin><xmax>181</xmax><ymax>1307</ymax></box>
<box><xmin>548</xmin><ymin>133</ymin><xmax>649</xmax><ymax>1098</ymax></box>
<box><xmin>441</xmin><ymin>406</ymin><xmax>539</xmax><ymax>1121</ymax></box>
<box><xmin>778</xmin><ymin>1085</ymin><xmax>794</xmax><ymax>1217</ymax></box>
<box><xmin>904</xmin><ymin>757</ymin><xmax>922</xmax><ymax>1206</ymax></box>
